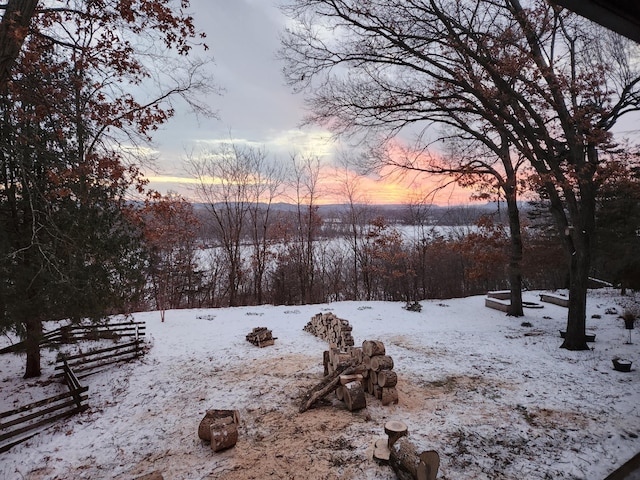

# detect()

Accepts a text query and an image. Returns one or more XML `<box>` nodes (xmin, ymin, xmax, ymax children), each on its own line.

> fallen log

<box><xmin>390</xmin><ymin>437</ymin><xmax>421</xmax><ymax>480</ymax></box>
<box><xmin>298</xmin><ymin>361</ymin><xmax>364</xmax><ymax>413</ymax></box>
<box><xmin>389</xmin><ymin>437</ymin><xmax>440</xmax><ymax>480</ymax></box>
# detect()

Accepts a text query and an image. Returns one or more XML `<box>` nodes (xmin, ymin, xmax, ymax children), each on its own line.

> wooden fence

<box><xmin>43</xmin><ymin>321</ymin><xmax>146</xmax><ymax>346</ymax></box>
<box><xmin>0</xmin><ymin>321</ymin><xmax>146</xmax><ymax>452</ymax></box>
<box><xmin>54</xmin><ymin>336</ymin><xmax>145</xmax><ymax>379</ymax></box>
<box><xmin>0</xmin><ymin>320</ymin><xmax>146</xmax><ymax>354</ymax></box>
<box><xmin>0</xmin><ymin>360</ymin><xmax>88</xmax><ymax>453</ymax></box>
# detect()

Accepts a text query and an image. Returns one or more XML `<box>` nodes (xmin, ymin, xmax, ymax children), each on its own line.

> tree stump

<box><xmin>336</xmin><ymin>385</ymin><xmax>345</xmax><ymax>401</ymax></box>
<box><xmin>211</xmin><ymin>421</ymin><xmax>238</xmax><ymax>452</ymax></box>
<box><xmin>384</xmin><ymin>420</ymin><xmax>408</xmax><ymax>448</ymax></box>
<box><xmin>362</xmin><ymin>340</ymin><xmax>385</xmax><ymax>357</ymax></box>
<box><xmin>343</xmin><ymin>380</ymin><xmax>367</xmax><ymax>411</ymax></box>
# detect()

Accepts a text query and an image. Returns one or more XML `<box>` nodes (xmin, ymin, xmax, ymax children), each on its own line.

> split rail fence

<box><xmin>0</xmin><ymin>320</ymin><xmax>146</xmax><ymax>354</ymax></box>
<box><xmin>0</xmin><ymin>360</ymin><xmax>88</xmax><ymax>453</ymax></box>
<box><xmin>0</xmin><ymin>320</ymin><xmax>147</xmax><ymax>452</ymax></box>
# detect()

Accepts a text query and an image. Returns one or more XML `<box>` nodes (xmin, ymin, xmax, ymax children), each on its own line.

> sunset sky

<box><xmin>138</xmin><ymin>0</ymin><xmax>475</xmax><ymax>206</ymax></box>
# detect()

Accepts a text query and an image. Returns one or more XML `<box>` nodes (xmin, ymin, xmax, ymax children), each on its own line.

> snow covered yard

<box><xmin>1</xmin><ymin>290</ymin><xmax>638</xmax><ymax>480</ymax></box>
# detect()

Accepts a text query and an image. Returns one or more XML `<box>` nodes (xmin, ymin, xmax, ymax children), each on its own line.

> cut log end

<box><xmin>373</xmin><ymin>437</ymin><xmax>391</xmax><ymax>464</ymax></box>
<box><xmin>385</xmin><ymin>420</ymin><xmax>408</xmax><ymax>448</ymax></box>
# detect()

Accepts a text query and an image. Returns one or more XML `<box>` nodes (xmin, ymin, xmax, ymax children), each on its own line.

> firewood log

<box><xmin>419</xmin><ymin>450</ymin><xmax>440</xmax><ymax>480</ymax></box>
<box><xmin>299</xmin><ymin>362</ymin><xmax>364</xmax><ymax>413</ymax></box>
<box><xmin>389</xmin><ymin>437</ymin><xmax>421</xmax><ymax>480</ymax></box>
<box><xmin>323</xmin><ymin>350</ymin><xmax>330</xmax><ymax>376</ymax></box>
<box><xmin>381</xmin><ymin>387</ymin><xmax>399</xmax><ymax>405</ymax></box>
<box><xmin>373</xmin><ymin>437</ymin><xmax>391</xmax><ymax>464</ymax></box>
<box><xmin>198</xmin><ymin>409</ymin><xmax>240</xmax><ymax>441</ymax></box>
<box><xmin>210</xmin><ymin>421</ymin><xmax>238</xmax><ymax>452</ymax></box>
<box><xmin>340</xmin><ymin>373</ymin><xmax>363</xmax><ymax>385</ymax></box>
<box><xmin>378</xmin><ymin>370</ymin><xmax>398</xmax><ymax>387</ymax></box>
<box><xmin>343</xmin><ymin>380</ymin><xmax>366</xmax><ymax>411</ymax></box>
<box><xmin>370</xmin><ymin>355</ymin><xmax>394</xmax><ymax>371</ymax></box>
<box><xmin>362</xmin><ymin>340</ymin><xmax>385</xmax><ymax>357</ymax></box>
<box><xmin>384</xmin><ymin>420</ymin><xmax>408</xmax><ymax>448</ymax></box>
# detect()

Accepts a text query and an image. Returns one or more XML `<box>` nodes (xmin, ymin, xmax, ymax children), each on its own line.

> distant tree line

<box><xmin>136</xmin><ymin>159</ymin><xmax>639</xmax><ymax>310</ymax></box>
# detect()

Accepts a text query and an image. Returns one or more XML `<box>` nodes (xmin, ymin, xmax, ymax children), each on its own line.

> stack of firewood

<box><xmin>323</xmin><ymin>339</ymin><xmax>398</xmax><ymax>406</ymax></box>
<box><xmin>362</xmin><ymin>340</ymin><xmax>399</xmax><ymax>405</ymax></box>
<box><xmin>245</xmin><ymin>327</ymin><xmax>275</xmax><ymax>347</ymax></box>
<box><xmin>303</xmin><ymin>312</ymin><xmax>354</xmax><ymax>349</ymax></box>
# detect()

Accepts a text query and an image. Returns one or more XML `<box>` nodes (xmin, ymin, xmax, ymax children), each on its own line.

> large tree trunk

<box><xmin>24</xmin><ymin>316</ymin><xmax>42</xmax><ymax>378</ymax></box>
<box><xmin>559</xmin><ymin>146</ymin><xmax>598</xmax><ymax>351</ymax></box>
<box><xmin>505</xmin><ymin>183</ymin><xmax>524</xmax><ymax>317</ymax></box>
<box><xmin>562</xmin><ymin>246</ymin><xmax>590</xmax><ymax>350</ymax></box>
<box><xmin>0</xmin><ymin>0</ymin><xmax>39</xmax><ymax>90</ymax></box>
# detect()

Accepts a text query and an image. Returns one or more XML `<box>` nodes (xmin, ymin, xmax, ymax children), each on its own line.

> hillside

<box><xmin>1</xmin><ymin>289</ymin><xmax>638</xmax><ymax>479</ymax></box>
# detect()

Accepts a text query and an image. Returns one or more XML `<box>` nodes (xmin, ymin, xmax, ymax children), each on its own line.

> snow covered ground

<box><xmin>1</xmin><ymin>289</ymin><xmax>638</xmax><ymax>479</ymax></box>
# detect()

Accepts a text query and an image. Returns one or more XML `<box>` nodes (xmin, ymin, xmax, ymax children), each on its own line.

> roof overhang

<box><xmin>550</xmin><ymin>0</ymin><xmax>640</xmax><ymax>43</ymax></box>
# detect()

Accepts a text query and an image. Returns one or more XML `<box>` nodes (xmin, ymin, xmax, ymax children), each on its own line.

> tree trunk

<box><xmin>0</xmin><ymin>0</ymin><xmax>39</xmax><ymax>91</ymax></box>
<box><xmin>561</xmin><ymin>237</ymin><xmax>590</xmax><ymax>351</ymax></box>
<box><xmin>505</xmin><ymin>187</ymin><xmax>524</xmax><ymax>317</ymax></box>
<box><xmin>561</xmin><ymin>145</ymin><xmax>597</xmax><ymax>351</ymax></box>
<box><xmin>24</xmin><ymin>316</ymin><xmax>42</xmax><ymax>378</ymax></box>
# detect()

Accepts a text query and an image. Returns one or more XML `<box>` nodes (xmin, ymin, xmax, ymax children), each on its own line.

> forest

<box><xmin>139</xmin><ymin>186</ymin><xmax>640</xmax><ymax>312</ymax></box>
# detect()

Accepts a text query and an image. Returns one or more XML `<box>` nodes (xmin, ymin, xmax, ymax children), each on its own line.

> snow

<box><xmin>1</xmin><ymin>290</ymin><xmax>639</xmax><ymax>479</ymax></box>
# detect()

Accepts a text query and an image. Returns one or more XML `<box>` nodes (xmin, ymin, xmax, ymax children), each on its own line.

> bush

<box><xmin>403</xmin><ymin>301</ymin><xmax>422</xmax><ymax>312</ymax></box>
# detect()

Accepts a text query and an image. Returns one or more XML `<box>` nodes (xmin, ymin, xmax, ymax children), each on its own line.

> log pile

<box><xmin>361</xmin><ymin>340</ymin><xmax>399</xmax><ymax>405</ymax></box>
<box><xmin>245</xmin><ymin>327</ymin><xmax>275</xmax><ymax>347</ymax></box>
<box><xmin>303</xmin><ymin>312</ymin><xmax>354</xmax><ymax>349</ymax></box>
<box><xmin>198</xmin><ymin>409</ymin><xmax>241</xmax><ymax>452</ymax></box>
<box><xmin>322</xmin><ymin>339</ymin><xmax>398</xmax><ymax>408</ymax></box>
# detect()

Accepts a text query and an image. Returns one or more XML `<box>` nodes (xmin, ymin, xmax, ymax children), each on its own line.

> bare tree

<box><xmin>288</xmin><ymin>153</ymin><xmax>323</xmax><ymax>304</ymax></box>
<box><xmin>280</xmin><ymin>0</ymin><xmax>640</xmax><ymax>350</ymax></box>
<box><xmin>189</xmin><ymin>143</ymin><xmax>255</xmax><ymax>307</ymax></box>
<box><xmin>246</xmin><ymin>149</ymin><xmax>285</xmax><ymax>305</ymax></box>
<box><xmin>333</xmin><ymin>156</ymin><xmax>375</xmax><ymax>300</ymax></box>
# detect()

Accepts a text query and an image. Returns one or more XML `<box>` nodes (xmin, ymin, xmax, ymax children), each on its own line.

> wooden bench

<box><xmin>485</xmin><ymin>297</ymin><xmax>510</xmax><ymax>312</ymax></box>
<box><xmin>539</xmin><ymin>293</ymin><xmax>569</xmax><ymax>307</ymax></box>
